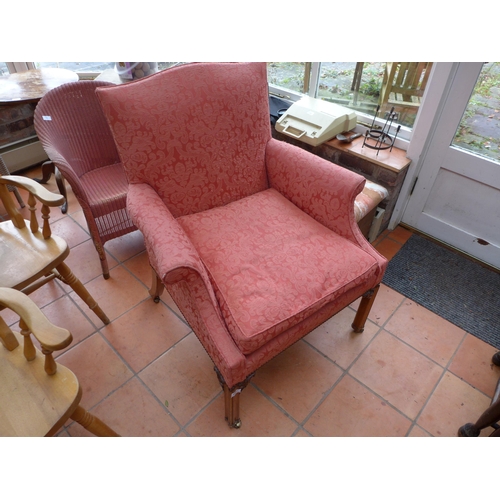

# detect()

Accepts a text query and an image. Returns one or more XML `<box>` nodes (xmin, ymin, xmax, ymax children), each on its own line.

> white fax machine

<box><xmin>275</xmin><ymin>96</ymin><xmax>357</xmax><ymax>146</ymax></box>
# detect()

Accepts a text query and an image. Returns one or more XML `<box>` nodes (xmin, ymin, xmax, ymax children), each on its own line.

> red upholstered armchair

<box><xmin>96</xmin><ymin>62</ymin><xmax>388</xmax><ymax>428</ymax></box>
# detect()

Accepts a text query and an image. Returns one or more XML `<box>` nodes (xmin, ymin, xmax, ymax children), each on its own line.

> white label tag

<box><xmin>42</xmin><ymin>116</ymin><xmax>52</xmax><ymax>121</ymax></box>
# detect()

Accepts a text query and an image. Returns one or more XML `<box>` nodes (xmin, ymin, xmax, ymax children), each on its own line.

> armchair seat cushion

<box><xmin>178</xmin><ymin>188</ymin><xmax>381</xmax><ymax>355</ymax></box>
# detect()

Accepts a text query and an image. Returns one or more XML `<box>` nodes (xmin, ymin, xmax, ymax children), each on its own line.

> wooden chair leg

<box><xmin>352</xmin><ymin>285</ymin><xmax>380</xmax><ymax>333</ymax></box>
<box><xmin>457</xmin><ymin>394</ymin><xmax>500</xmax><ymax>436</ymax></box>
<box><xmin>223</xmin><ymin>384</ymin><xmax>241</xmax><ymax>428</ymax></box>
<box><xmin>149</xmin><ymin>267</ymin><xmax>164</xmax><ymax>303</ymax></box>
<box><xmin>458</xmin><ymin>352</ymin><xmax>500</xmax><ymax>436</ymax></box>
<box><xmin>70</xmin><ymin>405</ymin><xmax>120</xmax><ymax>436</ymax></box>
<box><xmin>55</xmin><ymin>262</ymin><xmax>110</xmax><ymax>325</ymax></box>
<box><xmin>215</xmin><ymin>367</ymin><xmax>254</xmax><ymax>428</ymax></box>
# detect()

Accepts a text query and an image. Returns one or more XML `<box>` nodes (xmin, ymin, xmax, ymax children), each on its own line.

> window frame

<box><xmin>268</xmin><ymin>62</ymin><xmax>420</xmax><ymax>149</ymax></box>
<box><xmin>5</xmin><ymin>61</ymin><xmax>416</xmax><ymax>149</ymax></box>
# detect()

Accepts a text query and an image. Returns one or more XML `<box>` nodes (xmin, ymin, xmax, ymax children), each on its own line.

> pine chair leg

<box><xmin>55</xmin><ymin>262</ymin><xmax>110</xmax><ymax>325</ymax></box>
<box><xmin>70</xmin><ymin>405</ymin><xmax>120</xmax><ymax>436</ymax></box>
<box><xmin>352</xmin><ymin>285</ymin><xmax>380</xmax><ymax>333</ymax></box>
<box><xmin>214</xmin><ymin>367</ymin><xmax>254</xmax><ymax>428</ymax></box>
<box><xmin>149</xmin><ymin>268</ymin><xmax>164</xmax><ymax>303</ymax></box>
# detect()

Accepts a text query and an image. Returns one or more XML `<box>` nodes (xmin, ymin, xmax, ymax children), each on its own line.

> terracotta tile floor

<box><xmin>2</xmin><ymin>166</ymin><xmax>500</xmax><ymax>437</ymax></box>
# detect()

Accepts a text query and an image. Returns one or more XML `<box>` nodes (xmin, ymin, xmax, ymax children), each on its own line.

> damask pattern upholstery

<box><xmin>96</xmin><ymin>62</ymin><xmax>388</xmax><ymax>426</ymax></box>
<box><xmin>96</xmin><ymin>62</ymin><xmax>270</xmax><ymax>218</ymax></box>
<box><xmin>178</xmin><ymin>188</ymin><xmax>381</xmax><ymax>355</ymax></box>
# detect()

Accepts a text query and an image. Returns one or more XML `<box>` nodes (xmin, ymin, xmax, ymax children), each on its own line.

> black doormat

<box><xmin>382</xmin><ymin>233</ymin><xmax>500</xmax><ymax>350</ymax></box>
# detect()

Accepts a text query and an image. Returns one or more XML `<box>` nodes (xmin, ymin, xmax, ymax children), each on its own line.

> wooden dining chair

<box><xmin>458</xmin><ymin>351</ymin><xmax>500</xmax><ymax>437</ymax></box>
<box><xmin>0</xmin><ymin>174</ymin><xmax>109</xmax><ymax>325</ymax></box>
<box><xmin>0</xmin><ymin>287</ymin><xmax>118</xmax><ymax>436</ymax></box>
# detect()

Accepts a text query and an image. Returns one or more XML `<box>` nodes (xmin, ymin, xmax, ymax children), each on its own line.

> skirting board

<box><xmin>0</xmin><ymin>140</ymin><xmax>48</xmax><ymax>173</ymax></box>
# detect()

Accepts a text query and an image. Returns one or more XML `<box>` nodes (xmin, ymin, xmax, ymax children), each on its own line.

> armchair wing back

<box><xmin>96</xmin><ymin>62</ymin><xmax>388</xmax><ymax>429</ymax></box>
<box><xmin>96</xmin><ymin>62</ymin><xmax>270</xmax><ymax>217</ymax></box>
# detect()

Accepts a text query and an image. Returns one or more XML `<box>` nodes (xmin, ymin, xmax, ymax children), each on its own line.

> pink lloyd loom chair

<box><xmin>96</xmin><ymin>62</ymin><xmax>388</xmax><ymax>428</ymax></box>
<box><xmin>34</xmin><ymin>80</ymin><xmax>137</xmax><ymax>279</ymax></box>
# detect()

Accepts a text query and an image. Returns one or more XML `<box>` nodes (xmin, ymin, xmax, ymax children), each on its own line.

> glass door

<box><xmin>402</xmin><ymin>62</ymin><xmax>500</xmax><ymax>270</ymax></box>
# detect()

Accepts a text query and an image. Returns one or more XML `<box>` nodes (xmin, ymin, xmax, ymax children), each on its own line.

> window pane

<box><xmin>317</xmin><ymin>62</ymin><xmax>432</xmax><ymax>129</ymax></box>
<box><xmin>35</xmin><ymin>62</ymin><xmax>115</xmax><ymax>72</ymax></box>
<box><xmin>453</xmin><ymin>62</ymin><xmax>500</xmax><ymax>163</ymax></box>
<box><xmin>317</xmin><ymin>62</ymin><xmax>383</xmax><ymax>110</ymax></box>
<box><xmin>158</xmin><ymin>62</ymin><xmax>187</xmax><ymax>70</ymax></box>
<box><xmin>267</xmin><ymin>62</ymin><xmax>308</xmax><ymax>94</ymax></box>
<box><xmin>0</xmin><ymin>62</ymin><xmax>9</xmax><ymax>76</ymax></box>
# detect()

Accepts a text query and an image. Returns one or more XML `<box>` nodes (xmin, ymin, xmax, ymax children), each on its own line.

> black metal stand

<box><xmin>362</xmin><ymin>105</ymin><xmax>401</xmax><ymax>156</ymax></box>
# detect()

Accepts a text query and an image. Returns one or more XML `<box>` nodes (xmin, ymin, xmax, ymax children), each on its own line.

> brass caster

<box><xmin>153</xmin><ymin>296</ymin><xmax>160</xmax><ymax>304</ymax></box>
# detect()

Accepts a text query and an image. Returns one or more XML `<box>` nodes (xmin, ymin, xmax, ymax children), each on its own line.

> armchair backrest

<box><xmin>34</xmin><ymin>80</ymin><xmax>121</xmax><ymax>181</ymax></box>
<box><xmin>96</xmin><ymin>62</ymin><xmax>271</xmax><ymax>217</ymax></box>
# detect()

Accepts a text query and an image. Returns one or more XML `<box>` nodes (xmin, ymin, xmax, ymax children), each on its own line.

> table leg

<box><xmin>34</xmin><ymin>160</ymin><xmax>67</xmax><ymax>214</ymax></box>
<box><xmin>35</xmin><ymin>160</ymin><xmax>55</xmax><ymax>184</ymax></box>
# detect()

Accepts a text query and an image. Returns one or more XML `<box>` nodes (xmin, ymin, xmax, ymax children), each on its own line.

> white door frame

<box><xmin>389</xmin><ymin>62</ymin><xmax>459</xmax><ymax>229</ymax></box>
<box><xmin>391</xmin><ymin>62</ymin><xmax>500</xmax><ymax>269</ymax></box>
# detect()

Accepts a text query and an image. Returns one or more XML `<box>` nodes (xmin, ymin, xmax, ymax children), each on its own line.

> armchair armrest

<box><xmin>266</xmin><ymin>139</ymin><xmax>387</xmax><ymax>266</ymax></box>
<box><xmin>127</xmin><ymin>183</ymin><xmax>246</xmax><ymax>383</ymax></box>
<box><xmin>127</xmin><ymin>183</ymin><xmax>211</xmax><ymax>286</ymax></box>
<box><xmin>266</xmin><ymin>138</ymin><xmax>365</xmax><ymax>242</ymax></box>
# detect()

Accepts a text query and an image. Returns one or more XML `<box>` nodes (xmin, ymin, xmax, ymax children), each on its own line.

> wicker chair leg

<box><xmin>94</xmin><ymin>242</ymin><xmax>110</xmax><ymax>280</ymax></box>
